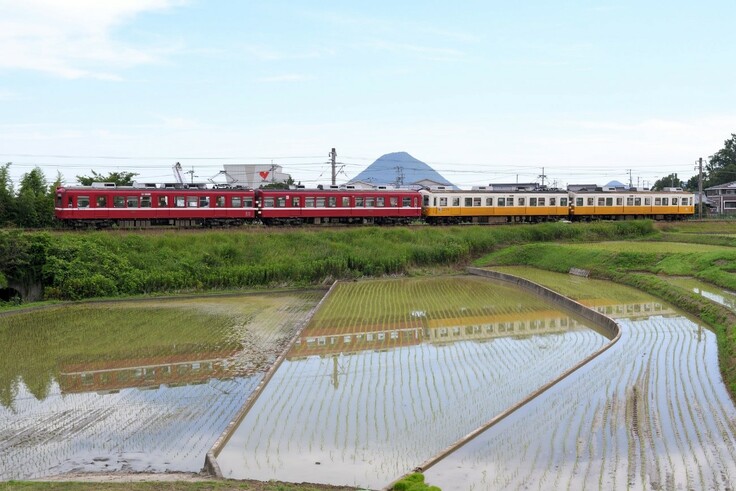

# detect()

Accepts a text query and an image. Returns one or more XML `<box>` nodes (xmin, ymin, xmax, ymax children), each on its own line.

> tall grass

<box><xmin>10</xmin><ymin>221</ymin><xmax>655</xmax><ymax>301</ymax></box>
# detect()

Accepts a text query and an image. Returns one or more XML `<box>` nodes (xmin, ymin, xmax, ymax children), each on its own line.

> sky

<box><xmin>1</xmin><ymin>0</ymin><xmax>735</xmax><ymax>190</ymax></box>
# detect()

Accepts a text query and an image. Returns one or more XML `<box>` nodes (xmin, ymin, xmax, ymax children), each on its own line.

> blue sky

<box><xmin>1</xmin><ymin>0</ymin><xmax>734</xmax><ymax>188</ymax></box>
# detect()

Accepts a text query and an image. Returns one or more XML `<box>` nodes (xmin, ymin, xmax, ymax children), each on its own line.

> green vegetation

<box><xmin>476</xmin><ymin>240</ymin><xmax>736</xmax><ymax>396</ymax></box>
<box><xmin>391</xmin><ymin>473</ymin><xmax>440</xmax><ymax>491</ymax></box>
<box><xmin>0</xmin><ymin>221</ymin><xmax>655</xmax><ymax>303</ymax></box>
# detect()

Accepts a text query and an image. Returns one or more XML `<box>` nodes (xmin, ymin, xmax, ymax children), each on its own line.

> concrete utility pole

<box><xmin>394</xmin><ymin>166</ymin><xmax>404</xmax><ymax>188</ymax></box>
<box><xmin>627</xmin><ymin>169</ymin><xmax>633</xmax><ymax>188</ymax></box>
<box><xmin>538</xmin><ymin>167</ymin><xmax>546</xmax><ymax>187</ymax></box>
<box><xmin>330</xmin><ymin>148</ymin><xmax>337</xmax><ymax>186</ymax></box>
<box><xmin>698</xmin><ymin>157</ymin><xmax>704</xmax><ymax>219</ymax></box>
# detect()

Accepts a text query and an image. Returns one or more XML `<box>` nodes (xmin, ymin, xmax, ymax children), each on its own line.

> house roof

<box><xmin>705</xmin><ymin>181</ymin><xmax>736</xmax><ymax>190</ymax></box>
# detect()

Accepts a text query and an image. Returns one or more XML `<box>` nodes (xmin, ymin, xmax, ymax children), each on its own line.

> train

<box><xmin>54</xmin><ymin>182</ymin><xmax>695</xmax><ymax>228</ymax></box>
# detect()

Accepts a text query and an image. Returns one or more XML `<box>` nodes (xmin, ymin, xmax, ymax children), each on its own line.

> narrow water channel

<box><xmin>425</xmin><ymin>268</ymin><xmax>736</xmax><ymax>490</ymax></box>
<box><xmin>216</xmin><ymin>276</ymin><xmax>610</xmax><ymax>489</ymax></box>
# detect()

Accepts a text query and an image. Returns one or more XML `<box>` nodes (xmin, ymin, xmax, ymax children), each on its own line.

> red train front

<box><xmin>256</xmin><ymin>187</ymin><xmax>422</xmax><ymax>225</ymax></box>
<box><xmin>55</xmin><ymin>183</ymin><xmax>257</xmax><ymax>228</ymax></box>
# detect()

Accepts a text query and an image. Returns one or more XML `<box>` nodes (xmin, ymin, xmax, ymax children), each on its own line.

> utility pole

<box><xmin>394</xmin><ymin>166</ymin><xmax>404</xmax><ymax>188</ymax></box>
<box><xmin>627</xmin><ymin>169</ymin><xmax>633</xmax><ymax>188</ymax></box>
<box><xmin>330</xmin><ymin>148</ymin><xmax>337</xmax><ymax>186</ymax></box>
<box><xmin>538</xmin><ymin>167</ymin><xmax>546</xmax><ymax>187</ymax></box>
<box><xmin>698</xmin><ymin>157</ymin><xmax>704</xmax><ymax>219</ymax></box>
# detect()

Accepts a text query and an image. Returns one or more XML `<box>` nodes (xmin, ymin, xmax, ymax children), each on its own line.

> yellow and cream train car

<box><xmin>420</xmin><ymin>187</ymin><xmax>694</xmax><ymax>224</ymax></box>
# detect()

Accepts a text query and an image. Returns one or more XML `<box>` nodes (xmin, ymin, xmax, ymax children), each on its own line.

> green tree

<box><xmin>16</xmin><ymin>168</ymin><xmax>52</xmax><ymax>228</ymax></box>
<box><xmin>76</xmin><ymin>170</ymin><xmax>138</xmax><ymax>186</ymax></box>
<box><xmin>704</xmin><ymin>133</ymin><xmax>736</xmax><ymax>188</ymax></box>
<box><xmin>260</xmin><ymin>176</ymin><xmax>296</xmax><ymax>189</ymax></box>
<box><xmin>684</xmin><ymin>175</ymin><xmax>699</xmax><ymax>192</ymax></box>
<box><xmin>0</xmin><ymin>163</ymin><xmax>15</xmax><ymax>226</ymax></box>
<box><xmin>652</xmin><ymin>173</ymin><xmax>684</xmax><ymax>191</ymax></box>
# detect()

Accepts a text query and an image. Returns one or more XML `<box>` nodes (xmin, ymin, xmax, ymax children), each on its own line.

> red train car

<box><xmin>257</xmin><ymin>187</ymin><xmax>422</xmax><ymax>225</ymax></box>
<box><xmin>55</xmin><ymin>183</ymin><xmax>257</xmax><ymax>228</ymax></box>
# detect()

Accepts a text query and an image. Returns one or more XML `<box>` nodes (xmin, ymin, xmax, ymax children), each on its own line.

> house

<box><xmin>223</xmin><ymin>164</ymin><xmax>292</xmax><ymax>188</ymax></box>
<box><xmin>703</xmin><ymin>181</ymin><xmax>736</xmax><ymax>213</ymax></box>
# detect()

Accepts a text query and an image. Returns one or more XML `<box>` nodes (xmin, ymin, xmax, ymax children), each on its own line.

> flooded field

<box><xmin>0</xmin><ymin>291</ymin><xmax>323</xmax><ymax>480</ymax></box>
<box><xmin>667</xmin><ymin>276</ymin><xmax>736</xmax><ymax>312</ymax></box>
<box><xmin>425</xmin><ymin>268</ymin><xmax>736</xmax><ymax>490</ymax></box>
<box><xmin>216</xmin><ymin>276</ymin><xmax>610</xmax><ymax>489</ymax></box>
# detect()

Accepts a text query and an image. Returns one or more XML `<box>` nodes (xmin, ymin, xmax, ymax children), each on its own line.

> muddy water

<box><xmin>667</xmin><ymin>276</ymin><xmax>736</xmax><ymax>312</ymax></box>
<box><xmin>425</xmin><ymin>268</ymin><xmax>736</xmax><ymax>490</ymax></box>
<box><xmin>216</xmin><ymin>276</ymin><xmax>609</xmax><ymax>489</ymax></box>
<box><xmin>0</xmin><ymin>292</ymin><xmax>321</xmax><ymax>480</ymax></box>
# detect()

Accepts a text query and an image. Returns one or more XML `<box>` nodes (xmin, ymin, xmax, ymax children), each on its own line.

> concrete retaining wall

<box><xmin>204</xmin><ymin>280</ymin><xmax>340</xmax><ymax>478</ymax></box>
<box><xmin>389</xmin><ymin>268</ymin><xmax>621</xmax><ymax>488</ymax></box>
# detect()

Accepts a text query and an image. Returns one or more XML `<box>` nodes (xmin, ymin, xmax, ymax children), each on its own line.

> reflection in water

<box><xmin>667</xmin><ymin>276</ymin><xmax>736</xmax><ymax>312</ymax></box>
<box><xmin>0</xmin><ymin>292</ymin><xmax>322</xmax><ymax>480</ymax></box>
<box><xmin>217</xmin><ymin>277</ymin><xmax>609</xmax><ymax>489</ymax></box>
<box><xmin>425</xmin><ymin>270</ymin><xmax>736</xmax><ymax>490</ymax></box>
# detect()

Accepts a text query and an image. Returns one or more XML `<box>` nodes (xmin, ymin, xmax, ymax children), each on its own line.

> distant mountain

<box><xmin>605</xmin><ymin>180</ymin><xmax>626</xmax><ymax>188</ymax></box>
<box><xmin>348</xmin><ymin>152</ymin><xmax>456</xmax><ymax>188</ymax></box>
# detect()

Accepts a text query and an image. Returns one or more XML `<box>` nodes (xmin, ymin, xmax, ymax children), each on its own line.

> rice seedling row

<box><xmin>0</xmin><ymin>291</ymin><xmax>323</xmax><ymax>480</ymax></box>
<box><xmin>425</xmin><ymin>272</ymin><xmax>736</xmax><ymax>490</ymax></box>
<box><xmin>216</xmin><ymin>276</ymin><xmax>609</xmax><ymax>488</ymax></box>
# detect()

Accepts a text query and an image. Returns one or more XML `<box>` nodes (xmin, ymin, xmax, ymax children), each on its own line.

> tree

<box><xmin>704</xmin><ymin>133</ymin><xmax>736</xmax><ymax>188</ymax></box>
<box><xmin>76</xmin><ymin>170</ymin><xmax>138</xmax><ymax>186</ymax></box>
<box><xmin>652</xmin><ymin>173</ymin><xmax>684</xmax><ymax>191</ymax></box>
<box><xmin>0</xmin><ymin>163</ymin><xmax>15</xmax><ymax>226</ymax></box>
<box><xmin>260</xmin><ymin>176</ymin><xmax>296</xmax><ymax>190</ymax></box>
<box><xmin>16</xmin><ymin>167</ymin><xmax>53</xmax><ymax>228</ymax></box>
<box><xmin>684</xmin><ymin>175</ymin><xmax>699</xmax><ymax>192</ymax></box>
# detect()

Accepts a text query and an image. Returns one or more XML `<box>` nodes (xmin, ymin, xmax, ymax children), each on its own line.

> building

<box><xmin>223</xmin><ymin>164</ymin><xmax>291</xmax><ymax>188</ymax></box>
<box><xmin>704</xmin><ymin>181</ymin><xmax>736</xmax><ymax>213</ymax></box>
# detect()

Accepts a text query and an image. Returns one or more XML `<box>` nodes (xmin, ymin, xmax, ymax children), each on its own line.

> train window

<box><xmin>518</xmin><ymin>197</ymin><xmax>525</xmax><ymax>206</ymax></box>
<box><xmin>464</xmin><ymin>197</ymin><xmax>472</xmax><ymax>206</ymax></box>
<box><xmin>473</xmin><ymin>197</ymin><xmax>481</xmax><ymax>206</ymax></box>
<box><xmin>343</xmin><ymin>197</ymin><xmax>351</xmax><ymax>207</ymax></box>
<box><xmin>294</xmin><ymin>197</ymin><xmax>301</xmax><ymax>207</ymax></box>
<box><xmin>390</xmin><ymin>197</ymin><xmax>398</xmax><ymax>207</ymax></box>
<box><xmin>605</xmin><ymin>198</ymin><xmax>613</xmax><ymax>206</ymax></box>
<box><xmin>422</xmin><ymin>195</ymin><xmax>429</xmax><ymax>206</ymax></box>
<box><xmin>56</xmin><ymin>194</ymin><xmax>62</xmax><ymax>207</ymax></box>
<box><xmin>264</xmin><ymin>198</ymin><xmax>274</xmax><ymax>207</ymax></box>
<box><xmin>376</xmin><ymin>197</ymin><xmax>385</xmax><ymax>207</ymax></box>
<box><xmin>635</xmin><ymin>197</ymin><xmax>642</xmax><ymax>205</ymax></box>
<box><xmin>305</xmin><ymin>197</ymin><xmax>315</xmax><ymax>207</ymax></box>
<box><xmin>366</xmin><ymin>198</ymin><xmax>375</xmax><ymax>207</ymax></box>
<box><xmin>497</xmin><ymin>197</ymin><xmax>505</xmax><ymax>207</ymax></box>
<box><xmin>486</xmin><ymin>197</ymin><xmax>493</xmax><ymax>206</ymax></box>
<box><xmin>439</xmin><ymin>197</ymin><xmax>448</xmax><ymax>206</ymax></box>
<box><xmin>433</xmin><ymin>197</ymin><xmax>437</xmax><ymax>206</ymax></box>
<box><xmin>576</xmin><ymin>197</ymin><xmax>583</xmax><ymax>206</ymax></box>
<box><xmin>96</xmin><ymin>196</ymin><xmax>107</xmax><ymax>207</ymax></box>
<box><xmin>655</xmin><ymin>198</ymin><xmax>662</xmax><ymax>206</ymax></box>
<box><xmin>159</xmin><ymin>196</ymin><xmax>169</xmax><ymax>207</ymax></box>
<box><xmin>587</xmin><ymin>197</ymin><xmax>594</xmax><ymax>206</ymax></box>
<box><xmin>316</xmin><ymin>198</ymin><xmax>326</xmax><ymax>207</ymax></box>
<box><xmin>538</xmin><ymin>198</ymin><xmax>545</xmax><ymax>206</ymax></box>
<box><xmin>141</xmin><ymin>196</ymin><xmax>152</xmax><ymax>208</ymax></box>
<box><xmin>508</xmin><ymin>197</ymin><xmax>514</xmax><ymax>206</ymax></box>
<box><xmin>662</xmin><ymin>198</ymin><xmax>669</xmax><ymax>205</ymax></box>
<box><xmin>127</xmin><ymin>196</ymin><xmax>139</xmax><ymax>208</ymax></box>
<box><xmin>404</xmin><ymin>197</ymin><xmax>412</xmax><ymax>207</ymax></box>
<box><xmin>452</xmin><ymin>197</ymin><xmax>460</xmax><ymax>206</ymax></box>
<box><xmin>114</xmin><ymin>196</ymin><xmax>126</xmax><ymax>208</ymax></box>
<box><xmin>672</xmin><ymin>198</ymin><xmax>678</xmax><ymax>205</ymax></box>
<box><xmin>199</xmin><ymin>196</ymin><xmax>210</xmax><ymax>207</ymax></box>
<box><xmin>615</xmin><ymin>198</ymin><xmax>622</xmax><ymax>205</ymax></box>
<box><xmin>355</xmin><ymin>197</ymin><xmax>363</xmax><ymax>207</ymax></box>
<box><xmin>232</xmin><ymin>197</ymin><xmax>242</xmax><ymax>207</ymax></box>
<box><xmin>530</xmin><ymin>198</ymin><xmax>537</xmax><ymax>206</ymax></box>
<box><xmin>187</xmin><ymin>196</ymin><xmax>198</xmax><ymax>207</ymax></box>
<box><xmin>78</xmin><ymin>196</ymin><xmax>90</xmax><ymax>208</ymax></box>
<box><xmin>276</xmin><ymin>197</ymin><xmax>286</xmax><ymax>207</ymax></box>
<box><xmin>626</xmin><ymin>197</ymin><xmax>634</xmax><ymax>206</ymax></box>
<box><xmin>645</xmin><ymin>198</ymin><xmax>651</xmax><ymax>205</ymax></box>
<box><xmin>244</xmin><ymin>197</ymin><xmax>253</xmax><ymax>207</ymax></box>
<box><xmin>597</xmin><ymin>197</ymin><xmax>605</xmax><ymax>206</ymax></box>
<box><xmin>327</xmin><ymin>197</ymin><xmax>336</xmax><ymax>207</ymax></box>
<box><xmin>560</xmin><ymin>197</ymin><xmax>568</xmax><ymax>206</ymax></box>
<box><xmin>549</xmin><ymin>197</ymin><xmax>556</xmax><ymax>206</ymax></box>
<box><xmin>216</xmin><ymin>196</ymin><xmax>225</xmax><ymax>207</ymax></box>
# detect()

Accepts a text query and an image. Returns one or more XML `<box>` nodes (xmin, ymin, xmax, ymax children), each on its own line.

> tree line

<box><xmin>651</xmin><ymin>133</ymin><xmax>736</xmax><ymax>191</ymax></box>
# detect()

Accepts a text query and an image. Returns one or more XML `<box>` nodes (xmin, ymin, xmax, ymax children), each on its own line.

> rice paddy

<box><xmin>557</xmin><ymin>241</ymin><xmax>735</xmax><ymax>253</ymax></box>
<box><xmin>423</xmin><ymin>268</ymin><xmax>736</xmax><ymax>490</ymax></box>
<box><xmin>666</xmin><ymin>276</ymin><xmax>736</xmax><ymax>312</ymax></box>
<box><xmin>0</xmin><ymin>291</ymin><xmax>323</xmax><ymax>480</ymax></box>
<box><xmin>216</xmin><ymin>276</ymin><xmax>610</xmax><ymax>489</ymax></box>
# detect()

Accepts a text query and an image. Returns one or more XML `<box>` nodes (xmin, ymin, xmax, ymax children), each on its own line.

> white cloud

<box><xmin>0</xmin><ymin>0</ymin><xmax>185</xmax><ymax>79</ymax></box>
